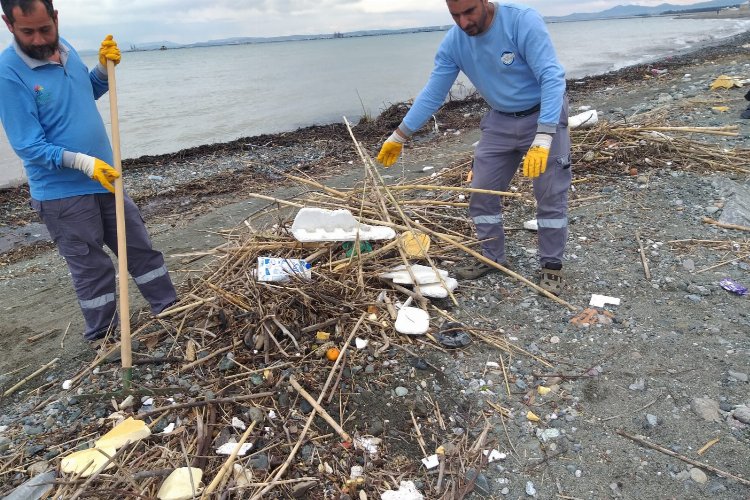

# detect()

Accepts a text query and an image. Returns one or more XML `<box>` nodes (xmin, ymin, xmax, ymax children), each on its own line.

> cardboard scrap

<box><xmin>570</xmin><ymin>307</ymin><xmax>615</xmax><ymax>327</ymax></box>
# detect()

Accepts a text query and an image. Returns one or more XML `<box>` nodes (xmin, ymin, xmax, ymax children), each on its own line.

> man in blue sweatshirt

<box><xmin>377</xmin><ymin>1</ymin><xmax>570</xmax><ymax>295</ymax></box>
<box><xmin>0</xmin><ymin>0</ymin><xmax>177</xmax><ymax>341</ymax></box>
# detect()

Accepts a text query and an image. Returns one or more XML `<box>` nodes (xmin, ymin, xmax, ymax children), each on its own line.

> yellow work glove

<box><xmin>98</xmin><ymin>35</ymin><xmax>121</xmax><ymax>66</ymax></box>
<box><xmin>71</xmin><ymin>153</ymin><xmax>121</xmax><ymax>193</ymax></box>
<box><xmin>522</xmin><ymin>133</ymin><xmax>553</xmax><ymax>179</ymax></box>
<box><xmin>377</xmin><ymin>131</ymin><xmax>407</xmax><ymax>167</ymax></box>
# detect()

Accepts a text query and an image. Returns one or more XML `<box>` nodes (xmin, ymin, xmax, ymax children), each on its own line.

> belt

<box><xmin>496</xmin><ymin>103</ymin><xmax>540</xmax><ymax>117</ymax></box>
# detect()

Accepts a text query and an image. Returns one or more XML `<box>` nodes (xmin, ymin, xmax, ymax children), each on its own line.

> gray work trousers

<box><xmin>470</xmin><ymin>98</ymin><xmax>572</xmax><ymax>267</ymax></box>
<box><xmin>31</xmin><ymin>193</ymin><xmax>177</xmax><ymax>340</ymax></box>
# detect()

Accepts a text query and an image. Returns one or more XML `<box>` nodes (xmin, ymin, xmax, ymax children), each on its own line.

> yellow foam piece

<box><xmin>95</xmin><ymin>416</ymin><xmax>151</xmax><ymax>450</ymax></box>
<box><xmin>60</xmin><ymin>446</ymin><xmax>116</xmax><ymax>477</ymax></box>
<box><xmin>157</xmin><ymin>467</ymin><xmax>204</xmax><ymax>500</ymax></box>
<box><xmin>710</xmin><ymin>75</ymin><xmax>742</xmax><ymax>90</ymax></box>
<box><xmin>399</xmin><ymin>231</ymin><xmax>431</xmax><ymax>258</ymax></box>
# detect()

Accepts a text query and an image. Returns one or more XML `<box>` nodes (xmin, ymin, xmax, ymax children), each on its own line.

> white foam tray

<box><xmin>291</xmin><ymin>207</ymin><xmax>395</xmax><ymax>242</ymax></box>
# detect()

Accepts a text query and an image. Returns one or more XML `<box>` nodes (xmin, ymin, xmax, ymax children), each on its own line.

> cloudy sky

<box><xmin>1</xmin><ymin>0</ymin><xmax>710</xmax><ymax>50</ymax></box>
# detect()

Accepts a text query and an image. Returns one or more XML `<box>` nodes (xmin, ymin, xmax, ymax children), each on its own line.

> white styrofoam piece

<box><xmin>395</xmin><ymin>306</ymin><xmax>430</xmax><ymax>336</ymax></box>
<box><xmin>590</xmin><ymin>294</ymin><xmax>621</xmax><ymax>307</ymax></box>
<box><xmin>380</xmin><ymin>264</ymin><xmax>449</xmax><ymax>285</ymax></box>
<box><xmin>355</xmin><ymin>337</ymin><xmax>369</xmax><ymax>349</ymax></box>
<box><xmin>569</xmin><ymin>110</ymin><xmax>598</xmax><ymax>130</ymax></box>
<box><xmin>290</xmin><ymin>207</ymin><xmax>395</xmax><ymax>242</ymax></box>
<box><xmin>419</xmin><ymin>277</ymin><xmax>459</xmax><ymax>298</ymax></box>
<box><xmin>381</xmin><ymin>481</ymin><xmax>425</xmax><ymax>500</ymax></box>
<box><xmin>421</xmin><ymin>454</ymin><xmax>440</xmax><ymax>469</ymax></box>
<box><xmin>216</xmin><ymin>441</ymin><xmax>253</xmax><ymax>456</ymax></box>
<box><xmin>523</xmin><ymin>219</ymin><xmax>538</xmax><ymax>231</ymax></box>
<box><xmin>483</xmin><ymin>449</ymin><xmax>507</xmax><ymax>463</ymax></box>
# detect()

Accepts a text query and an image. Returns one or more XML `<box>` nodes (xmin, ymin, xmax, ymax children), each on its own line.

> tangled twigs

<box><xmin>571</xmin><ymin>121</ymin><xmax>750</xmax><ymax>175</ymax></box>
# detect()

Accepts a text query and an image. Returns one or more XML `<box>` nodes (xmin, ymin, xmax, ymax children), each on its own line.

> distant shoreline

<box><xmin>123</xmin><ymin>9</ymin><xmax>750</xmax><ymax>52</ymax></box>
<box><xmin>115</xmin><ymin>28</ymin><xmax>750</xmax><ymax>170</ymax></box>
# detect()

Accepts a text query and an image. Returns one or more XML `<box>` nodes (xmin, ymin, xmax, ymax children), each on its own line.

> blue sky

<box><xmin>1</xmin><ymin>0</ymin><xmax>713</xmax><ymax>50</ymax></box>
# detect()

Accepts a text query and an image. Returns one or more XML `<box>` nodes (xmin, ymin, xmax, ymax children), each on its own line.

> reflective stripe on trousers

<box><xmin>536</xmin><ymin>218</ymin><xmax>567</xmax><ymax>229</ymax></box>
<box><xmin>133</xmin><ymin>264</ymin><xmax>169</xmax><ymax>285</ymax></box>
<box><xmin>79</xmin><ymin>293</ymin><xmax>116</xmax><ymax>310</ymax></box>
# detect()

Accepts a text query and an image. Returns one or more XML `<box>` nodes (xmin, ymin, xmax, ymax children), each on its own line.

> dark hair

<box><xmin>1</xmin><ymin>0</ymin><xmax>54</xmax><ymax>24</ymax></box>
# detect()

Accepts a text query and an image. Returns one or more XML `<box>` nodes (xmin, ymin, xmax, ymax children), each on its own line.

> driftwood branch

<box><xmin>616</xmin><ymin>430</ymin><xmax>750</xmax><ymax>486</ymax></box>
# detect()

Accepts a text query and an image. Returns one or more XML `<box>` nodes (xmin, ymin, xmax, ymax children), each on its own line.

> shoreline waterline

<box><xmin>1</xmin><ymin>26</ymin><xmax>748</xmax><ymax>189</ymax></box>
<box><xmin>115</xmin><ymin>29</ymin><xmax>750</xmax><ymax>170</ymax></box>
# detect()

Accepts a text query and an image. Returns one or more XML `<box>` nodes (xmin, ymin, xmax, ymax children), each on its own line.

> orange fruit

<box><xmin>326</xmin><ymin>347</ymin><xmax>340</xmax><ymax>361</ymax></box>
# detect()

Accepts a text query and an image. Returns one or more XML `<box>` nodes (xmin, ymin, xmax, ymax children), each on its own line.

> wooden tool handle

<box><xmin>106</xmin><ymin>59</ymin><xmax>132</xmax><ymax>378</ymax></box>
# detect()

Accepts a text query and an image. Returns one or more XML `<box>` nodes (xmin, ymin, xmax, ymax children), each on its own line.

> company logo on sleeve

<box><xmin>34</xmin><ymin>84</ymin><xmax>53</xmax><ymax>105</ymax></box>
<box><xmin>500</xmin><ymin>51</ymin><xmax>515</xmax><ymax>66</ymax></box>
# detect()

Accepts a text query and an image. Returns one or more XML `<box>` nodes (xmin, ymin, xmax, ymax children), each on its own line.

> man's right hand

<box><xmin>99</xmin><ymin>35</ymin><xmax>121</xmax><ymax>67</ymax></box>
<box><xmin>377</xmin><ymin>130</ymin><xmax>407</xmax><ymax>167</ymax></box>
<box><xmin>71</xmin><ymin>153</ymin><xmax>121</xmax><ymax>193</ymax></box>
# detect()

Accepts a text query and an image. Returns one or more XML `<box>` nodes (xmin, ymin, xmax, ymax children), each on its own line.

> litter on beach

<box><xmin>710</xmin><ymin>75</ymin><xmax>744</xmax><ymax>90</ymax></box>
<box><xmin>569</xmin><ymin>109</ymin><xmax>599</xmax><ymax>129</ymax></box>
<box><xmin>257</xmin><ymin>257</ymin><xmax>311</xmax><ymax>282</ymax></box>
<box><xmin>394</xmin><ymin>297</ymin><xmax>430</xmax><ymax>336</ymax></box>
<box><xmin>290</xmin><ymin>207</ymin><xmax>395</xmax><ymax>242</ymax></box>
<box><xmin>720</xmin><ymin>278</ymin><xmax>748</xmax><ymax>296</ymax></box>
<box><xmin>590</xmin><ymin>294</ymin><xmax>621</xmax><ymax>307</ymax></box>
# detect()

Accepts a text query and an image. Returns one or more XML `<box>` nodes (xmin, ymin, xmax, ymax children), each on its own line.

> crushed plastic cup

<box><xmin>257</xmin><ymin>257</ymin><xmax>311</xmax><ymax>282</ymax></box>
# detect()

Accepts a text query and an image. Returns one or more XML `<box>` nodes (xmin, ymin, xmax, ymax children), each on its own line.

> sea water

<box><xmin>1</xmin><ymin>15</ymin><xmax>749</xmax><ymax>187</ymax></box>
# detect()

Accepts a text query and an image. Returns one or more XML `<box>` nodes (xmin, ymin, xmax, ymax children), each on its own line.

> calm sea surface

<box><xmin>2</xmin><ymin>16</ymin><xmax>749</xmax><ymax>186</ymax></box>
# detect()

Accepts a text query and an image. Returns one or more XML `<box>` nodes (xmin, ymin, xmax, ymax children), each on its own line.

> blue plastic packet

<box><xmin>720</xmin><ymin>278</ymin><xmax>748</xmax><ymax>296</ymax></box>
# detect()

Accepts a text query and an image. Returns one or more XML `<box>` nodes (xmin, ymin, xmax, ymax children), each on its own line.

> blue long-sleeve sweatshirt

<box><xmin>400</xmin><ymin>2</ymin><xmax>566</xmax><ymax>137</ymax></box>
<box><xmin>0</xmin><ymin>38</ymin><xmax>112</xmax><ymax>200</ymax></box>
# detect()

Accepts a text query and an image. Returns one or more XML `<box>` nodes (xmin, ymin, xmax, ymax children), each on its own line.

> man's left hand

<box><xmin>99</xmin><ymin>35</ymin><xmax>121</xmax><ymax>66</ymax></box>
<box><xmin>522</xmin><ymin>133</ymin><xmax>553</xmax><ymax>179</ymax></box>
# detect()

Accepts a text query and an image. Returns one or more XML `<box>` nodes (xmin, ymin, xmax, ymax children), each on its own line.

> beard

<box><xmin>15</xmin><ymin>32</ymin><xmax>59</xmax><ymax>60</ymax></box>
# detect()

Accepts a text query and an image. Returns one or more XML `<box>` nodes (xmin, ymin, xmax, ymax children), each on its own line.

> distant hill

<box><xmin>125</xmin><ymin>0</ymin><xmax>746</xmax><ymax>52</ymax></box>
<box><xmin>127</xmin><ymin>25</ymin><xmax>452</xmax><ymax>52</ymax></box>
<box><xmin>547</xmin><ymin>0</ymin><xmax>743</xmax><ymax>22</ymax></box>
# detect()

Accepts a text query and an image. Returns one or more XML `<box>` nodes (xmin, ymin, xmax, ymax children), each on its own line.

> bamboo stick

<box><xmin>702</xmin><ymin>217</ymin><xmax>750</xmax><ymax>232</ymax></box>
<box><xmin>289</xmin><ymin>376</ymin><xmax>351</xmax><ymax>442</ymax></box>
<box><xmin>350</xmin><ymin>183</ymin><xmax>522</xmax><ymax>198</ymax></box>
<box><xmin>617</xmin><ymin>430</ymin><xmax>750</xmax><ymax>486</ymax></box>
<box><xmin>202</xmin><ymin>421</ymin><xmax>257</xmax><ymax>497</ymax></box>
<box><xmin>139</xmin><ymin>393</ymin><xmax>273</xmax><ymax>418</ymax></box>
<box><xmin>635</xmin><ymin>230</ymin><xmax>652</xmax><ymax>280</ymax></box>
<box><xmin>620</xmin><ymin>125</ymin><xmax>738</xmax><ymax>136</ymax></box>
<box><xmin>3</xmin><ymin>357</ymin><xmax>59</xmax><ymax>397</ymax></box>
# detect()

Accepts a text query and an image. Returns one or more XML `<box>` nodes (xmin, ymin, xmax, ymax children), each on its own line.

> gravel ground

<box><xmin>0</xmin><ymin>31</ymin><xmax>749</xmax><ymax>498</ymax></box>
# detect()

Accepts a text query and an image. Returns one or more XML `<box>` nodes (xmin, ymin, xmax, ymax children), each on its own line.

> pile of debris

<box><xmin>2</xmin><ymin>117</ymin><xmax>748</xmax><ymax>498</ymax></box>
